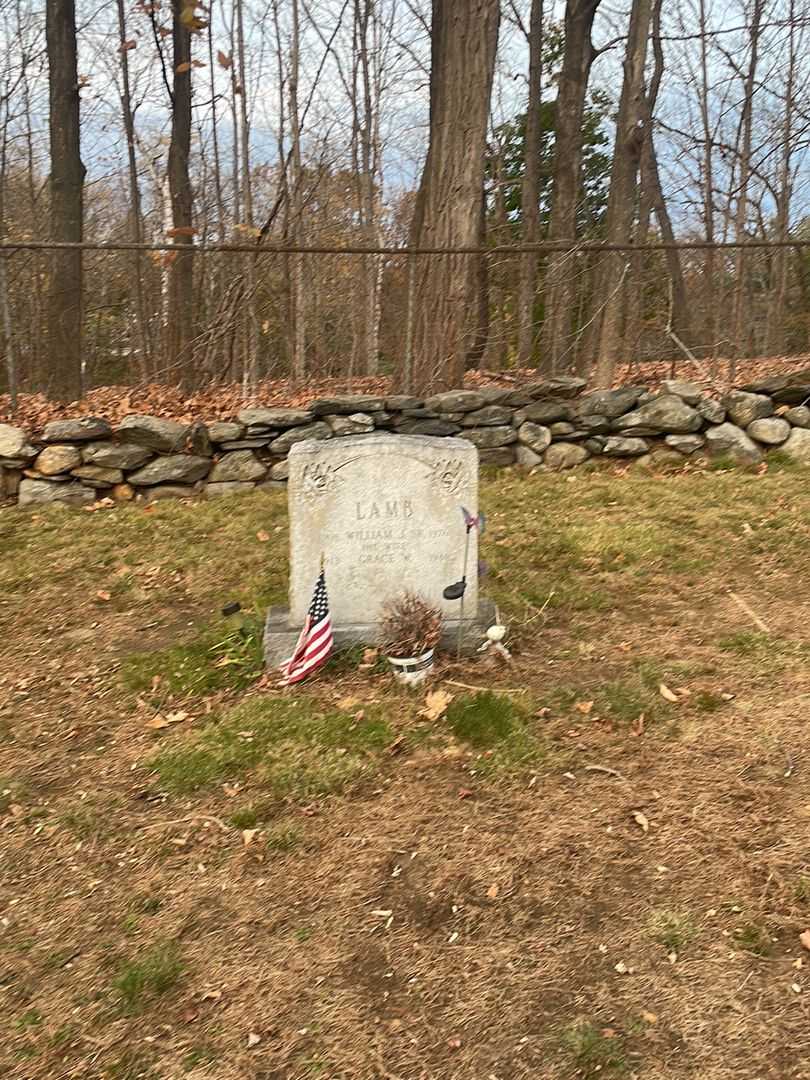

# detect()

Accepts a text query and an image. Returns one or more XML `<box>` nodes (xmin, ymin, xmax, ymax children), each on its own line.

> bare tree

<box><xmin>46</xmin><ymin>0</ymin><xmax>85</xmax><ymax>400</ymax></box>
<box><xmin>766</xmin><ymin>0</ymin><xmax>799</xmax><ymax>354</ymax></box>
<box><xmin>730</xmin><ymin>0</ymin><xmax>766</xmax><ymax>376</ymax></box>
<box><xmin>540</xmin><ymin>0</ymin><xmax>602</xmax><ymax>373</ymax></box>
<box><xmin>593</xmin><ymin>0</ymin><xmax>653</xmax><ymax>387</ymax></box>
<box><xmin>167</xmin><ymin>0</ymin><xmax>195</xmax><ymax>382</ymax></box>
<box><xmin>289</xmin><ymin>0</ymin><xmax>306</xmax><ymax>382</ymax></box>
<box><xmin>517</xmin><ymin>0</ymin><xmax>543</xmax><ymax>367</ymax></box>
<box><xmin>353</xmin><ymin>0</ymin><xmax>383</xmax><ymax>376</ymax></box>
<box><xmin>116</xmin><ymin>0</ymin><xmax>151</xmax><ymax>378</ymax></box>
<box><xmin>407</xmin><ymin>0</ymin><xmax>500</xmax><ymax>392</ymax></box>
<box><xmin>641</xmin><ymin>0</ymin><xmax>691</xmax><ymax>357</ymax></box>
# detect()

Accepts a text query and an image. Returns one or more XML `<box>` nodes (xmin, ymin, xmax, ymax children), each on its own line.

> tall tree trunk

<box><xmin>46</xmin><ymin>0</ymin><xmax>85</xmax><ymax>401</ymax></box>
<box><xmin>168</xmin><ymin>0</ymin><xmax>195</xmax><ymax>384</ymax></box>
<box><xmin>767</xmin><ymin>0</ymin><xmax>795</xmax><ymax>355</ymax></box>
<box><xmin>234</xmin><ymin>0</ymin><xmax>258</xmax><ymax>386</ymax></box>
<box><xmin>0</xmin><ymin>106</ymin><xmax>16</xmax><ymax>408</ymax></box>
<box><xmin>641</xmin><ymin>0</ymin><xmax>691</xmax><ymax>356</ymax></box>
<box><xmin>517</xmin><ymin>0</ymin><xmax>543</xmax><ymax>367</ymax></box>
<box><xmin>483</xmin><ymin>146</ymin><xmax>508</xmax><ymax>370</ymax></box>
<box><xmin>289</xmin><ymin>0</ymin><xmax>306</xmax><ymax>382</ymax></box>
<box><xmin>698</xmin><ymin>0</ymin><xmax>716</xmax><ymax>363</ymax></box>
<box><xmin>540</xmin><ymin>0</ymin><xmax>602</xmax><ymax>374</ymax></box>
<box><xmin>22</xmin><ymin>69</ymin><xmax>43</xmax><ymax>387</ymax></box>
<box><xmin>116</xmin><ymin>0</ymin><xmax>151</xmax><ymax>380</ymax></box>
<box><xmin>354</xmin><ymin>0</ymin><xmax>382</xmax><ymax>375</ymax></box>
<box><xmin>730</xmin><ymin>0</ymin><xmax>764</xmax><ymax>377</ymax></box>
<box><xmin>406</xmin><ymin>0</ymin><xmax>500</xmax><ymax>393</ymax></box>
<box><xmin>592</xmin><ymin>0</ymin><xmax>653</xmax><ymax>387</ymax></box>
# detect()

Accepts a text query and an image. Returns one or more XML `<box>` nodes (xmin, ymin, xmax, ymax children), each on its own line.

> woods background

<box><xmin>3</xmin><ymin>0</ymin><xmax>810</xmax><ymax>401</ymax></box>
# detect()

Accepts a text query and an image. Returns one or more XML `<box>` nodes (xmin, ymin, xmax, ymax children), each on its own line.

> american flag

<box><xmin>280</xmin><ymin>569</ymin><xmax>333</xmax><ymax>685</ymax></box>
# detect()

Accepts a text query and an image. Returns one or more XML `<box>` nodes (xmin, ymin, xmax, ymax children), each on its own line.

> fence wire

<box><xmin>1</xmin><ymin>239</ymin><xmax>808</xmax><ymax>401</ymax></box>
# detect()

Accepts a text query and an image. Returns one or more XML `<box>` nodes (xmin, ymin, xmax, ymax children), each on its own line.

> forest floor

<box><xmin>3</xmin><ymin>353</ymin><xmax>810</xmax><ymax>430</ymax></box>
<box><xmin>3</xmin><ymin>463</ymin><xmax>810</xmax><ymax>1079</ymax></box>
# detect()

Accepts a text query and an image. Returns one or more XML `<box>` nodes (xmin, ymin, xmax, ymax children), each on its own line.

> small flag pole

<box><xmin>456</xmin><ymin>524</ymin><xmax>471</xmax><ymax>660</ymax></box>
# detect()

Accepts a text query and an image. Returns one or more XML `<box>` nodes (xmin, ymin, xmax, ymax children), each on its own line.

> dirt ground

<box><xmin>2</xmin><ymin>463</ymin><xmax>810</xmax><ymax>1079</ymax></box>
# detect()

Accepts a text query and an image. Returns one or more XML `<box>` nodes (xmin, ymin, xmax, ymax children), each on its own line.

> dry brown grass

<box><xmin>2</xmin><ymin>466</ymin><xmax>810</xmax><ymax>1079</ymax></box>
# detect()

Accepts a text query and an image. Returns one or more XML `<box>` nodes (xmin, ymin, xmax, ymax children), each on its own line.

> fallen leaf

<box><xmin>447</xmin><ymin>1037</ymin><xmax>462</xmax><ymax>1050</ymax></box>
<box><xmin>641</xmin><ymin>1010</ymin><xmax>658</xmax><ymax>1025</ymax></box>
<box><xmin>145</xmin><ymin>716</ymin><xmax>171</xmax><ymax>730</ymax></box>
<box><xmin>256</xmin><ymin>529</ymin><xmax>270</xmax><ymax>542</ymax></box>
<box><xmin>800</xmin><ymin>930</ymin><xmax>810</xmax><ymax>952</ymax></box>
<box><xmin>200</xmin><ymin>989</ymin><xmax>222</xmax><ymax>1001</ymax></box>
<box><xmin>614</xmin><ymin>960</ymin><xmax>628</xmax><ymax>974</ymax></box>
<box><xmin>420</xmin><ymin>688</ymin><xmax>453</xmax><ymax>721</ymax></box>
<box><xmin>242</xmin><ymin>829</ymin><xmax>260</xmax><ymax>847</ymax></box>
<box><xmin>247</xmin><ymin>1032</ymin><xmax>261</xmax><ymax>1048</ymax></box>
<box><xmin>96</xmin><ymin>590</ymin><xmax>112</xmax><ymax>602</ymax></box>
<box><xmin>632</xmin><ymin>810</ymin><xmax>650</xmax><ymax>833</ymax></box>
<box><xmin>486</xmin><ymin>883</ymin><xmax>500</xmax><ymax>900</ymax></box>
<box><xmin>658</xmin><ymin>683</ymin><xmax>679</xmax><ymax>703</ymax></box>
<box><xmin>457</xmin><ymin>787</ymin><xmax>474</xmax><ymax>800</ymax></box>
<box><xmin>575</xmin><ymin>700</ymin><xmax>594</xmax><ymax>714</ymax></box>
<box><xmin>164</xmin><ymin>710</ymin><xmax>188</xmax><ymax>724</ymax></box>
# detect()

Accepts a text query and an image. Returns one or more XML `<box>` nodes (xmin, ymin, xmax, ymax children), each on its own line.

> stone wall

<box><xmin>3</xmin><ymin>372</ymin><xmax>810</xmax><ymax>508</ymax></box>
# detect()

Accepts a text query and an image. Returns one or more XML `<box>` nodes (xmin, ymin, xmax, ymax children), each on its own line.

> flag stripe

<box><xmin>279</xmin><ymin>569</ymin><xmax>333</xmax><ymax>685</ymax></box>
<box><xmin>283</xmin><ymin>637</ymin><xmax>333</xmax><ymax>683</ymax></box>
<box><xmin>281</xmin><ymin>617</ymin><xmax>330</xmax><ymax>666</ymax></box>
<box><xmin>288</xmin><ymin>634</ymin><xmax>332</xmax><ymax>674</ymax></box>
<box><xmin>283</xmin><ymin>633</ymin><xmax>333</xmax><ymax>682</ymax></box>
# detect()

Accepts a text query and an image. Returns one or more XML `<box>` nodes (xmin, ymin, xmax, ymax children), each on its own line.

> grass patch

<box><xmin>121</xmin><ymin>616</ymin><xmax>265</xmax><ymax>698</ymax></box>
<box><xmin>444</xmin><ymin>691</ymin><xmax>544</xmax><ymax>774</ymax></box>
<box><xmin>446</xmin><ymin>692</ymin><xmax>519</xmax><ymax>747</ymax></box>
<box><xmin>693</xmin><ymin>689</ymin><xmax>726</xmax><ymax>712</ymax></box>
<box><xmin>717</xmin><ymin>631</ymin><xmax>772</xmax><ymax>656</ymax></box>
<box><xmin>733</xmin><ymin>923</ymin><xmax>774</xmax><ymax>956</ymax></box>
<box><xmin>561</xmin><ymin>1020</ymin><xmax>627</xmax><ymax>1076</ymax></box>
<box><xmin>266</xmin><ymin>824</ymin><xmax>304</xmax><ymax>853</ymax></box>
<box><xmin>60</xmin><ymin>804</ymin><xmax>107</xmax><ymax>839</ymax></box>
<box><xmin>149</xmin><ymin>698</ymin><xmax>392</xmax><ymax>796</ymax></box>
<box><xmin>647</xmin><ymin>909</ymin><xmax>698</xmax><ymax>953</ymax></box>
<box><xmin>795</xmin><ymin>878</ymin><xmax>810</xmax><ymax>904</ymax></box>
<box><xmin>113</xmin><ymin>941</ymin><xmax>184</xmax><ymax>1013</ymax></box>
<box><xmin>16</xmin><ymin>1008</ymin><xmax>43</xmax><ymax>1029</ymax></box>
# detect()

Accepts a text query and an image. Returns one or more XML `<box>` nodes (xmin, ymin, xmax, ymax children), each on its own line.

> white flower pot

<box><xmin>386</xmin><ymin>649</ymin><xmax>435</xmax><ymax>687</ymax></box>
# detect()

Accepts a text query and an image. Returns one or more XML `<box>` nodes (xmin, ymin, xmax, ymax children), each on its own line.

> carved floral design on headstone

<box><xmin>428</xmin><ymin>458</ymin><xmax>466</xmax><ymax>495</ymax></box>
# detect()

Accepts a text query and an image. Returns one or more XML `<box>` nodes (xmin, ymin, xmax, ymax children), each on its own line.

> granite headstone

<box><xmin>264</xmin><ymin>433</ymin><xmax>493</xmax><ymax>665</ymax></box>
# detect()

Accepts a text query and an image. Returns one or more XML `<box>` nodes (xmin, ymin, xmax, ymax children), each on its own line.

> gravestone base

<box><xmin>264</xmin><ymin>597</ymin><xmax>497</xmax><ymax>670</ymax></box>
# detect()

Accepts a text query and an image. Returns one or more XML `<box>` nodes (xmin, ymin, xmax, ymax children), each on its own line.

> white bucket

<box><xmin>386</xmin><ymin>649</ymin><xmax>435</xmax><ymax>687</ymax></box>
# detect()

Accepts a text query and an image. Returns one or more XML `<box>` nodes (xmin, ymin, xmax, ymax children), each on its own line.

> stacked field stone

<box><xmin>3</xmin><ymin>369</ymin><xmax>810</xmax><ymax>508</ymax></box>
